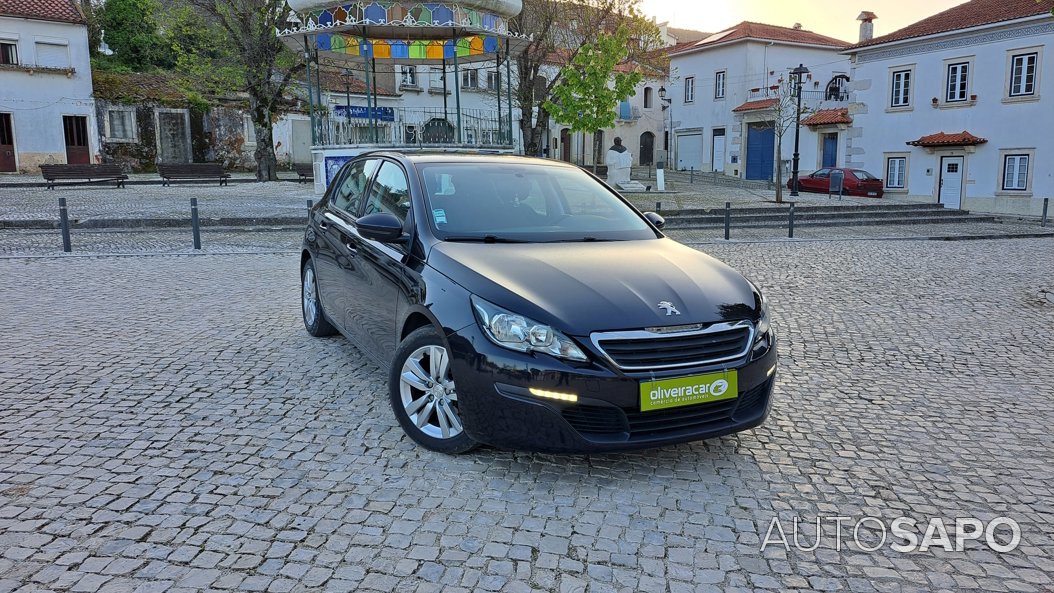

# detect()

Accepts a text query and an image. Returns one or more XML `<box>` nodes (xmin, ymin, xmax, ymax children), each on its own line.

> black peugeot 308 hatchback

<box><xmin>301</xmin><ymin>152</ymin><xmax>776</xmax><ymax>453</ymax></box>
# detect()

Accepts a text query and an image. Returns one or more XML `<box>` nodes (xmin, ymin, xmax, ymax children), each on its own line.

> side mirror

<box><xmin>357</xmin><ymin>212</ymin><xmax>405</xmax><ymax>243</ymax></box>
<box><xmin>644</xmin><ymin>211</ymin><xmax>665</xmax><ymax>230</ymax></box>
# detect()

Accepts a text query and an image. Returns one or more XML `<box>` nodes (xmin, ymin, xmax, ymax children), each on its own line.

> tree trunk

<box><xmin>592</xmin><ymin>132</ymin><xmax>600</xmax><ymax>174</ymax></box>
<box><xmin>249</xmin><ymin>100</ymin><xmax>279</xmax><ymax>182</ymax></box>
<box><xmin>519</xmin><ymin>117</ymin><xmax>546</xmax><ymax>157</ymax></box>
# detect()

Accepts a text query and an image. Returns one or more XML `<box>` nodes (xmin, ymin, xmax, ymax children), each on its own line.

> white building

<box><xmin>845</xmin><ymin>0</ymin><xmax>1054</xmax><ymax>215</ymax></box>
<box><xmin>667</xmin><ymin>22</ymin><xmax>852</xmax><ymax>181</ymax></box>
<box><xmin>0</xmin><ymin>0</ymin><xmax>98</xmax><ymax>173</ymax></box>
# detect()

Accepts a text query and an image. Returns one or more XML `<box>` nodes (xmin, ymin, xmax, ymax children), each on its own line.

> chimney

<box><xmin>857</xmin><ymin>11</ymin><xmax>877</xmax><ymax>42</ymax></box>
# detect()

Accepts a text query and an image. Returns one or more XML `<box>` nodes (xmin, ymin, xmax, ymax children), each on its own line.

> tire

<box><xmin>302</xmin><ymin>258</ymin><xmax>337</xmax><ymax>337</ymax></box>
<box><xmin>389</xmin><ymin>326</ymin><xmax>478</xmax><ymax>454</ymax></box>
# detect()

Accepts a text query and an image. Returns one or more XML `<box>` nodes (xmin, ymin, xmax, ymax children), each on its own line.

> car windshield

<box><xmin>852</xmin><ymin>170</ymin><xmax>878</xmax><ymax>180</ymax></box>
<box><xmin>416</xmin><ymin>162</ymin><xmax>658</xmax><ymax>242</ymax></box>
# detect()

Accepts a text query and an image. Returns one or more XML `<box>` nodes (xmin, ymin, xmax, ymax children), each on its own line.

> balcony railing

<box><xmin>747</xmin><ymin>88</ymin><xmax>849</xmax><ymax>103</ymax></box>
<box><xmin>314</xmin><ymin>106</ymin><xmax>514</xmax><ymax>148</ymax></box>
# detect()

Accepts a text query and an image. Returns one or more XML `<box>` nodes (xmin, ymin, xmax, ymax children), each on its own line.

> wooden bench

<box><xmin>294</xmin><ymin>163</ymin><xmax>314</xmax><ymax>184</ymax></box>
<box><xmin>39</xmin><ymin>164</ymin><xmax>128</xmax><ymax>190</ymax></box>
<box><xmin>157</xmin><ymin>163</ymin><xmax>231</xmax><ymax>186</ymax></box>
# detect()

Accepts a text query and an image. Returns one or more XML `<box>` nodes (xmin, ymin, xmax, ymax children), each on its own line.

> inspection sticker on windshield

<box><xmin>640</xmin><ymin>370</ymin><xmax>738</xmax><ymax>412</ymax></box>
<box><xmin>433</xmin><ymin>208</ymin><xmax>447</xmax><ymax>224</ymax></box>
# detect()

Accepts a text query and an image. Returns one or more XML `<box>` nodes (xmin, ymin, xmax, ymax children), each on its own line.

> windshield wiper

<box><xmin>547</xmin><ymin>236</ymin><xmax>605</xmax><ymax>243</ymax></box>
<box><xmin>442</xmin><ymin>235</ymin><xmax>529</xmax><ymax>243</ymax></box>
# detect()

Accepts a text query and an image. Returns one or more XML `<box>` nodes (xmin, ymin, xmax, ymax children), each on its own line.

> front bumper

<box><xmin>447</xmin><ymin>323</ymin><xmax>777</xmax><ymax>453</ymax></box>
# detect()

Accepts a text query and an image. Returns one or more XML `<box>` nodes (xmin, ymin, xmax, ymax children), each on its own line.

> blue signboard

<box><xmin>333</xmin><ymin>105</ymin><xmax>395</xmax><ymax>122</ymax></box>
<box><xmin>324</xmin><ymin>156</ymin><xmax>353</xmax><ymax>187</ymax></box>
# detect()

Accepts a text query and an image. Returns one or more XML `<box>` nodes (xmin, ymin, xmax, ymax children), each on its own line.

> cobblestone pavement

<box><xmin>665</xmin><ymin>221</ymin><xmax>1054</xmax><ymax>244</ymax></box>
<box><xmin>1</xmin><ymin>240</ymin><xmax>1053</xmax><ymax>593</ymax></box>
<box><xmin>0</xmin><ymin>228</ymin><xmax>303</xmax><ymax>257</ymax></box>
<box><xmin>3</xmin><ymin>222</ymin><xmax>1052</xmax><ymax>258</ymax></box>
<box><xmin>0</xmin><ymin>176</ymin><xmax>847</xmax><ymax>226</ymax></box>
<box><xmin>0</xmin><ymin>183</ymin><xmax>315</xmax><ymax>223</ymax></box>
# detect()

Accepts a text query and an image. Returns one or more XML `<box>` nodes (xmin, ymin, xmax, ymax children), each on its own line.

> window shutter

<box><xmin>35</xmin><ymin>42</ymin><xmax>69</xmax><ymax>68</ymax></box>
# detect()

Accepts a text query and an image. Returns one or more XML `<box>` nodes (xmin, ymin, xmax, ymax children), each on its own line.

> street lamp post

<box><xmin>790</xmin><ymin>63</ymin><xmax>810</xmax><ymax>197</ymax></box>
<box><xmin>341</xmin><ymin>68</ymin><xmax>353</xmax><ymax>116</ymax></box>
<box><xmin>658</xmin><ymin>85</ymin><xmax>672</xmax><ymax>166</ymax></box>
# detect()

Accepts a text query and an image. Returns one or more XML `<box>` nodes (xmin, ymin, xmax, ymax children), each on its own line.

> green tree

<box><xmin>182</xmin><ymin>0</ymin><xmax>303</xmax><ymax>181</ymax></box>
<box><xmin>96</xmin><ymin>0</ymin><xmax>171</xmax><ymax>71</ymax></box>
<box><xmin>510</xmin><ymin>0</ymin><xmax>664</xmax><ymax>157</ymax></box>
<box><xmin>544</xmin><ymin>26</ymin><xmax>642</xmax><ymax>172</ymax></box>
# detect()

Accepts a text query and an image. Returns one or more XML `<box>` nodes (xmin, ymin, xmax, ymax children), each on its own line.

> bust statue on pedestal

<box><xmin>606</xmin><ymin>137</ymin><xmax>633</xmax><ymax>186</ymax></box>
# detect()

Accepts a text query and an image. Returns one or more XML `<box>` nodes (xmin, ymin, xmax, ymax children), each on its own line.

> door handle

<box><xmin>317</xmin><ymin>219</ymin><xmax>329</xmax><ymax>230</ymax></box>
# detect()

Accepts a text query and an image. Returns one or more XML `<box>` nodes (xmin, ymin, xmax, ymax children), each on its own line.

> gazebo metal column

<box><xmin>505</xmin><ymin>40</ymin><xmax>513</xmax><ymax>147</ymax></box>
<box><xmin>495</xmin><ymin>46</ymin><xmax>501</xmax><ymax>145</ymax></box>
<box><xmin>452</xmin><ymin>37</ymin><xmax>463</xmax><ymax>144</ymax></box>
<box><xmin>360</xmin><ymin>37</ymin><xmax>375</xmax><ymax>144</ymax></box>
<box><xmin>303</xmin><ymin>35</ymin><xmax>315</xmax><ymax>145</ymax></box>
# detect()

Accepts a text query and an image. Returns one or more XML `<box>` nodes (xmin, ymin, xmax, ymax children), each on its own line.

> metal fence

<box><xmin>314</xmin><ymin>107</ymin><xmax>513</xmax><ymax>147</ymax></box>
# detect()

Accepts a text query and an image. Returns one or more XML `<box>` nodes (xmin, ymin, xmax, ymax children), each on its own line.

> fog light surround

<box><xmin>528</xmin><ymin>387</ymin><xmax>579</xmax><ymax>403</ymax></box>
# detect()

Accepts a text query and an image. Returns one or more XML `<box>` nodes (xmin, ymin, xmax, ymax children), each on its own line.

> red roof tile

<box><xmin>851</xmin><ymin>0</ymin><xmax>1054</xmax><ymax>49</ymax></box>
<box><xmin>0</xmin><ymin>0</ymin><xmax>84</xmax><ymax>23</ymax></box>
<box><xmin>802</xmin><ymin>108</ymin><xmax>852</xmax><ymax>126</ymax></box>
<box><xmin>732</xmin><ymin>98</ymin><xmax>778</xmax><ymax>113</ymax></box>
<box><xmin>316</xmin><ymin>68</ymin><xmax>398</xmax><ymax>97</ymax></box>
<box><xmin>907</xmin><ymin>131</ymin><xmax>988</xmax><ymax>147</ymax></box>
<box><xmin>671</xmin><ymin>21</ymin><xmax>850</xmax><ymax>56</ymax></box>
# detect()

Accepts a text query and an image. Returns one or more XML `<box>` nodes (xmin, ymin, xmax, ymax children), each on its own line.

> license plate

<box><xmin>640</xmin><ymin>370</ymin><xmax>738</xmax><ymax>412</ymax></box>
<box><xmin>868</xmin><ymin>192</ymin><xmax>878</xmax><ymax>196</ymax></box>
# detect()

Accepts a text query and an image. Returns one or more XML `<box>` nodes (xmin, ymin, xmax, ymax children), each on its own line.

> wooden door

<box><xmin>0</xmin><ymin>113</ymin><xmax>14</xmax><ymax>172</ymax></box>
<box><xmin>63</xmin><ymin>115</ymin><xmax>90</xmax><ymax>165</ymax></box>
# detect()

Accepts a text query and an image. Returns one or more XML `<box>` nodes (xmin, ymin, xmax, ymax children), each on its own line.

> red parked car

<box><xmin>788</xmin><ymin>168</ymin><xmax>884</xmax><ymax>198</ymax></box>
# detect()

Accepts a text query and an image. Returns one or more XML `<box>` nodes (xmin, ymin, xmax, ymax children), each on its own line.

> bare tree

<box><xmin>182</xmin><ymin>0</ymin><xmax>301</xmax><ymax>181</ymax></box>
<box><xmin>753</xmin><ymin>77</ymin><xmax>811</xmax><ymax>203</ymax></box>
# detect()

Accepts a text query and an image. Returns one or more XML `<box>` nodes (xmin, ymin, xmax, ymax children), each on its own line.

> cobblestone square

<box><xmin>1</xmin><ymin>239</ymin><xmax>1052</xmax><ymax>592</ymax></box>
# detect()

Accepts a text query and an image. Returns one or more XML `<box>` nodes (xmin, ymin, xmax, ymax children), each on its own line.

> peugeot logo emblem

<box><xmin>657</xmin><ymin>301</ymin><xmax>681</xmax><ymax>316</ymax></box>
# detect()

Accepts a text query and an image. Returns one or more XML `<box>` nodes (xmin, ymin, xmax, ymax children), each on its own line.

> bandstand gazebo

<box><xmin>278</xmin><ymin>0</ymin><xmax>530</xmax><ymax>192</ymax></box>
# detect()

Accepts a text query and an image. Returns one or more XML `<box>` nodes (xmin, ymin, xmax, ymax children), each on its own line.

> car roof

<box><xmin>363</xmin><ymin>151</ymin><xmax>579</xmax><ymax>168</ymax></box>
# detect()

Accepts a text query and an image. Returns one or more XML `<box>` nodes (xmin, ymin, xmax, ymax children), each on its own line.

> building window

<box><xmin>461</xmin><ymin>69</ymin><xmax>478</xmax><ymax>89</ymax></box>
<box><xmin>946</xmin><ymin>62</ymin><xmax>969</xmax><ymax>102</ymax></box>
<box><xmin>643</xmin><ymin>86</ymin><xmax>653</xmax><ymax>108</ymax></box>
<box><xmin>885</xmin><ymin>157</ymin><xmax>906</xmax><ymax>189</ymax></box>
<box><xmin>891</xmin><ymin>70</ymin><xmax>911</xmax><ymax>107</ymax></box>
<box><xmin>714</xmin><ymin>71</ymin><xmax>725</xmax><ymax>99</ymax></box>
<box><xmin>486</xmin><ymin>70</ymin><xmax>499</xmax><ymax>91</ymax></box>
<box><xmin>400</xmin><ymin>66</ymin><xmax>417</xmax><ymax>87</ymax></box>
<box><xmin>106</xmin><ymin>109</ymin><xmax>136</xmax><ymax>141</ymax></box>
<box><xmin>825</xmin><ymin>75</ymin><xmax>849</xmax><ymax>101</ymax></box>
<box><xmin>684</xmin><ymin>76</ymin><xmax>694</xmax><ymax>103</ymax></box>
<box><xmin>34</xmin><ymin>41</ymin><xmax>69</xmax><ymax>68</ymax></box>
<box><xmin>1002</xmin><ymin>154</ymin><xmax>1029</xmax><ymax>191</ymax></box>
<box><xmin>1009</xmin><ymin>53</ymin><xmax>1037</xmax><ymax>97</ymax></box>
<box><xmin>0</xmin><ymin>42</ymin><xmax>16</xmax><ymax>65</ymax></box>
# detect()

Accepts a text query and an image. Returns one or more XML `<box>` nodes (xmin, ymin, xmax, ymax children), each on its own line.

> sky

<box><xmin>639</xmin><ymin>0</ymin><xmax>967</xmax><ymax>43</ymax></box>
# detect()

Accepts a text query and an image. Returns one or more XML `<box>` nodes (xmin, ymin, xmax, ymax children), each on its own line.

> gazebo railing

<box><xmin>314</xmin><ymin>106</ymin><xmax>513</xmax><ymax>147</ymax></box>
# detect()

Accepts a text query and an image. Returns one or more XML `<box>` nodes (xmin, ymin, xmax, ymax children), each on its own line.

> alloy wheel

<box><xmin>399</xmin><ymin>345</ymin><xmax>463</xmax><ymax>439</ymax></box>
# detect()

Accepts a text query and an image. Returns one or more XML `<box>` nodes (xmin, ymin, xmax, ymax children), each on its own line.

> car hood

<box><xmin>427</xmin><ymin>238</ymin><xmax>759</xmax><ymax>334</ymax></box>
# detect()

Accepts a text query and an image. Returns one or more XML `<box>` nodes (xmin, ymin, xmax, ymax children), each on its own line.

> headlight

<box><xmin>471</xmin><ymin>296</ymin><xmax>588</xmax><ymax>362</ymax></box>
<box><xmin>752</xmin><ymin>285</ymin><xmax>770</xmax><ymax>339</ymax></box>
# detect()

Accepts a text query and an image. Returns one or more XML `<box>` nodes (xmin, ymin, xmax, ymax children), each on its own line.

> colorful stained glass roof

<box><xmin>278</xmin><ymin>0</ymin><xmax>532</xmax><ymax>64</ymax></box>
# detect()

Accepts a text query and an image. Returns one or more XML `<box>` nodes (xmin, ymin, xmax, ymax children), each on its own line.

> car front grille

<box><xmin>591</xmin><ymin>321</ymin><xmax>754</xmax><ymax>371</ymax></box>
<box><xmin>560</xmin><ymin>379</ymin><xmax>772</xmax><ymax>439</ymax></box>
